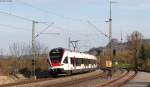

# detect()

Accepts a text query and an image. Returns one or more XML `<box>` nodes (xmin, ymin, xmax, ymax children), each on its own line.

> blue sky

<box><xmin>0</xmin><ymin>0</ymin><xmax>150</xmax><ymax>54</ymax></box>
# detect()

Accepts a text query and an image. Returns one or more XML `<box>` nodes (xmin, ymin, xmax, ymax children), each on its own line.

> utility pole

<box><xmin>105</xmin><ymin>0</ymin><xmax>112</xmax><ymax>67</ymax></box>
<box><xmin>120</xmin><ymin>31</ymin><xmax>123</xmax><ymax>63</ymax></box>
<box><xmin>32</xmin><ymin>20</ymin><xmax>37</xmax><ymax>80</ymax></box>
<box><xmin>135</xmin><ymin>33</ymin><xmax>138</xmax><ymax>71</ymax></box>
<box><xmin>108</xmin><ymin>0</ymin><xmax>112</xmax><ymax>65</ymax></box>
<box><xmin>109</xmin><ymin>0</ymin><xmax>112</xmax><ymax>51</ymax></box>
<box><xmin>31</xmin><ymin>21</ymin><xmax>56</xmax><ymax>79</ymax></box>
<box><xmin>106</xmin><ymin>0</ymin><xmax>117</xmax><ymax>68</ymax></box>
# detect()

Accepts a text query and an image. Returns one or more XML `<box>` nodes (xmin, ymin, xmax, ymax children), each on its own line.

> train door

<box><xmin>71</xmin><ymin>57</ymin><xmax>76</xmax><ymax>70</ymax></box>
<box><xmin>68</xmin><ymin>56</ymin><xmax>71</xmax><ymax>70</ymax></box>
<box><xmin>73</xmin><ymin>56</ymin><xmax>76</xmax><ymax>70</ymax></box>
<box><xmin>63</xmin><ymin>56</ymin><xmax>69</xmax><ymax>70</ymax></box>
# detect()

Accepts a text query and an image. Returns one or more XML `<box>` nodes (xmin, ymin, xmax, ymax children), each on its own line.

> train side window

<box><xmin>93</xmin><ymin>60</ymin><xmax>95</xmax><ymax>64</ymax></box>
<box><xmin>86</xmin><ymin>59</ymin><xmax>88</xmax><ymax>65</ymax></box>
<box><xmin>88</xmin><ymin>59</ymin><xmax>91</xmax><ymax>64</ymax></box>
<box><xmin>71</xmin><ymin>58</ymin><xmax>73</xmax><ymax>64</ymax></box>
<box><xmin>78</xmin><ymin>58</ymin><xmax>82</xmax><ymax>66</ymax></box>
<box><xmin>91</xmin><ymin>60</ymin><xmax>93</xmax><ymax>64</ymax></box>
<box><xmin>94</xmin><ymin>60</ymin><xmax>96</xmax><ymax>64</ymax></box>
<box><xmin>71</xmin><ymin>57</ymin><xmax>76</xmax><ymax>65</ymax></box>
<box><xmin>90</xmin><ymin>59</ymin><xmax>92</xmax><ymax>64</ymax></box>
<box><xmin>81</xmin><ymin>58</ymin><xmax>83</xmax><ymax>64</ymax></box>
<box><xmin>84</xmin><ymin>59</ymin><xmax>89</xmax><ymax>65</ymax></box>
<box><xmin>63</xmin><ymin>57</ymin><xmax>68</xmax><ymax>63</ymax></box>
<box><xmin>83</xmin><ymin>59</ymin><xmax>85</xmax><ymax>65</ymax></box>
<box><xmin>76</xmin><ymin>58</ymin><xmax>80</xmax><ymax>66</ymax></box>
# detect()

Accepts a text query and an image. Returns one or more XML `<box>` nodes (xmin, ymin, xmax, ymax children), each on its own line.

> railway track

<box><xmin>96</xmin><ymin>70</ymin><xmax>137</xmax><ymax>87</ymax></box>
<box><xmin>1</xmin><ymin>76</ymin><xmax>54</xmax><ymax>87</ymax></box>
<box><xmin>1</xmin><ymin>69</ymin><xmax>134</xmax><ymax>87</ymax></box>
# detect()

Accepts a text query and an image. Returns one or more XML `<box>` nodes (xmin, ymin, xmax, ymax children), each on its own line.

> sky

<box><xmin>0</xmin><ymin>0</ymin><xmax>150</xmax><ymax>54</ymax></box>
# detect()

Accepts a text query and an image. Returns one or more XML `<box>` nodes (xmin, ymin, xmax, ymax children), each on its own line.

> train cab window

<box><xmin>49</xmin><ymin>48</ymin><xmax>64</xmax><ymax>62</ymax></box>
<box><xmin>63</xmin><ymin>57</ymin><xmax>68</xmax><ymax>63</ymax></box>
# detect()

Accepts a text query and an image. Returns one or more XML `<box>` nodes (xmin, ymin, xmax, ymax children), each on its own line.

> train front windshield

<box><xmin>49</xmin><ymin>48</ymin><xmax>64</xmax><ymax>62</ymax></box>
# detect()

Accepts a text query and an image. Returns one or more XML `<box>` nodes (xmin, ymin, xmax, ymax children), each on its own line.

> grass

<box><xmin>113</xmin><ymin>63</ymin><xmax>134</xmax><ymax>69</ymax></box>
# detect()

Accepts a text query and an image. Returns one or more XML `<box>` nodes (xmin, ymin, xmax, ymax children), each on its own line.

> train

<box><xmin>47</xmin><ymin>47</ymin><xmax>97</xmax><ymax>76</ymax></box>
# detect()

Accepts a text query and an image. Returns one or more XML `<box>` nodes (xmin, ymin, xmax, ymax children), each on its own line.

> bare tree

<box><xmin>9</xmin><ymin>42</ymin><xmax>29</xmax><ymax>73</ymax></box>
<box><xmin>9</xmin><ymin>42</ymin><xmax>27</xmax><ymax>58</ymax></box>
<box><xmin>9</xmin><ymin>41</ymin><xmax>49</xmax><ymax>75</ymax></box>
<box><xmin>127</xmin><ymin>31</ymin><xmax>143</xmax><ymax>70</ymax></box>
<box><xmin>35</xmin><ymin>41</ymin><xmax>49</xmax><ymax>57</ymax></box>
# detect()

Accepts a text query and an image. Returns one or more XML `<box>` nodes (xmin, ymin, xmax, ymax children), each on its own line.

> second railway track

<box><xmin>96</xmin><ymin>70</ymin><xmax>137</xmax><ymax>87</ymax></box>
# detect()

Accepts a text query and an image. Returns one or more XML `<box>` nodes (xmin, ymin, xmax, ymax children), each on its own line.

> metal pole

<box><xmin>31</xmin><ymin>21</ymin><xmax>56</xmax><ymax>79</ymax></box>
<box><xmin>32</xmin><ymin>21</ymin><xmax>36</xmax><ymax>79</ymax></box>
<box><xmin>121</xmin><ymin>31</ymin><xmax>123</xmax><ymax>63</ymax></box>
<box><xmin>109</xmin><ymin>0</ymin><xmax>112</xmax><ymax>64</ymax></box>
<box><xmin>135</xmin><ymin>33</ymin><xmax>138</xmax><ymax>71</ymax></box>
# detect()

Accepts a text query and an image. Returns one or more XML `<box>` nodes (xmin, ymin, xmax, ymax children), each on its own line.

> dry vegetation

<box><xmin>0</xmin><ymin>56</ymin><xmax>48</xmax><ymax>77</ymax></box>
<box><xmin>0</xmin><ymin>42</ymin><xmax>49</xmax><ymax>78</ymax></box>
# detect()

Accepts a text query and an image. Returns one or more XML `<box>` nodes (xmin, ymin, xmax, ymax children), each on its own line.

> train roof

<box><xmin>64</xmin><ymin>50</ymin><xmax>97</xmax><ymax>60</ymax></box>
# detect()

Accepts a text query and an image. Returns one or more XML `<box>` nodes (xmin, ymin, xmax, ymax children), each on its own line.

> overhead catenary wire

<box><xmin>0</xmin><ymin>23</ymin><xmax>30</xmax><ymax>32</ymax></box>
<box><xmin>35</xmin><ymin>22</ymin><xmax>55</xmax><ymax>38</ymax></box>
<box><xmin>0</xmin><ymin>10</ymin><xmax>48</xmax><ymax>24</ymax></box>
<box><xmin>0</xmin><ymin>10</ymin><xmax>55</xmax><ymax>32</ymax></box>
<box><xmin>87</xmin><ymin>20</ymin><xmax>109</xmax><ymax>38</ymax></box>
<box><xmin>0</xmin><ymin>10</ymin><xmax>33</xmax><ymax>22</ymax></box>
<box><xmin>16</xmin><ymin>0</ymin><xmax>83</xmax><ymax>22</ymax></box>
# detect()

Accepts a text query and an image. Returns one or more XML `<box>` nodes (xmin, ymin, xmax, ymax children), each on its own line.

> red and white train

<box><xmin>47</xmin><ymin>47</ymin><xmax>97</xmax><ymax>76</ymax></box>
